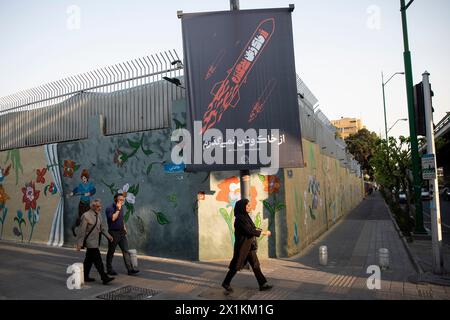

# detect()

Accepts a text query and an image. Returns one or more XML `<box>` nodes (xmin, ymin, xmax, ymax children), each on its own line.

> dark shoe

<box><xmin>84</xmin><ymin>277</ymin><xmax>95</xmax><ymax>282</ymax></box>
<box><xmin>221</xmin><ymin>282</ymin><xmax>233</xmax><ymax>292</ymax></box>
<box><xmin>102</xmin><ymin>276</ymin><xmax>114</xmax><ymax>285</ymax></box>
<box><xmin>71</xmin><ymin>226</ymin><xmax>77</xmax><ymax>237</ymax></box>
<box><xmin>107</xmin><ymin>270</ymin><xmax>118</xmax><ymax>276</ymax></box>
<box><xmin>259</xmin><ymin>283</ymin><xmax>273</xmax><ymax>291</ymax></box>
<box><xmin>128</xmin><ymin>269</ymin><xmax>140</xmax><ymax>276</ymax></box>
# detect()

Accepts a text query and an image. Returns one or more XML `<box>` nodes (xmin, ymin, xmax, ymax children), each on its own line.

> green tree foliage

<box><xmin>345</xmin><ymin>129</ymin><xmax>379</xmax><ymax>180</ymax></box>
<box><xmin>370</xmin><ymin>136</ymin><xmax>416</xmax><ymax>236</ymax></box>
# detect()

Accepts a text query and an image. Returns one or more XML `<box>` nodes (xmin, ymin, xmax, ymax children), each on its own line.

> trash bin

<box><xmin>129</xmin><ymin>249</ymin><xmax>138</xmax><ymax>269</ymax></box>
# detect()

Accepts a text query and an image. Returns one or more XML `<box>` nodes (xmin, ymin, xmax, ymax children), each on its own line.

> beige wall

<box><xmin>0</xmin><ymin>147</ymin><xmax>60</xmax><ymax>244</ymax></box>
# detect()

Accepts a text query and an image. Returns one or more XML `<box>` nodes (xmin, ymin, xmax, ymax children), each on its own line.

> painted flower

<box><xmin>63</xmin><ymin>160</ymin><xmax>76</xmax><ymax>178</ymax></box>
<box><xmin>216</xmin><ymin>176</ymin><xmax>241</xmax><ymax>207</ymax></box>
<box><xmin>36</xmin><ymin>168</ymin><xmax>47</xmax><ymax>184</ymax></box>
<box><xmin>197</xmin><ymin>192</ymin><xmax>205</xmax><ymax>201</ymax></box>
<box><xmin>216</xmin><ymin>176</ymin><xmax>257</xmax><ymax>210</ymax></box>
<box><xmin>21</xmin><ymin>181</ymin><xmax>40</xmax><ymax>211</ymax></box>
<box><xmin>263</xmin><ymin>175</ymin><xmax>281</xmax><ymax>194</ymax></box>
<box><xmin>0</xmin><ymin>185</ymin><xmax>10</xmax><ymax>207</ymax></box>
<box><xmin>114</xmin><ymin>149</ymin><xmax>126</xmax><ymax>167</ymax></box>
<box><xmin>0</xmin><ymin>165</ymin><xmax>11</xmax><ymax>183</ymax></box>
<box><xmin>48</xmin><ymin>182</ymin><xmax>57</xmax><ymax>194</ymax></box>
<box><xmin>119</xmin><ymin>183</ymin><xmax>136</xmax><ymax>204</ymax></box>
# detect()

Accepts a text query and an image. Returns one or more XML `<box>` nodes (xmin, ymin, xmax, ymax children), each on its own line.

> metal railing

<box><xmin>0</xmin><ymin>49</ymin><xmax>184</xmax><ymax>151</ymax></box>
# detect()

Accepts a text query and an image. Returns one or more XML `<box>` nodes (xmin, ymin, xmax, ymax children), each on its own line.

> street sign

<box><xmin>421</xmin><ymin>153</ymin><xmax>436</xmax><ymax>180</ymax></box>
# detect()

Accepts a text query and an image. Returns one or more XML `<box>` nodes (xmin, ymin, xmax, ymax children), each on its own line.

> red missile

<box><xmin>201</xmin><ymin>18</ymin><xmax>275</xmax><ymax>133</ymax></box>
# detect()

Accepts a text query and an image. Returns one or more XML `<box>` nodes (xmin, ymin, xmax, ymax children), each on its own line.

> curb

<box><xmin>382</xmin><ymin>201</ymin><xmax>425</xmax><ymax>276</ymax></box>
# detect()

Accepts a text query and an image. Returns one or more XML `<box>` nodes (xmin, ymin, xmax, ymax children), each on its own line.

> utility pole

<box><xmin>423</xmin><ymin>71</ymin><xmax>443</xmax><ymax>274</ymax></box>
<box><xmin>229</xmin><ymin>0</ymin><xmax>250</xmax><ymax>200</ymax></box>
<box><xmin>400</xmin><ymin>0</ymin><xmax>426</xmax><ymax>234</ymax></box>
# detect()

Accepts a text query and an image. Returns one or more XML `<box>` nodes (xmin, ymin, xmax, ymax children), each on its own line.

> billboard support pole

<box><xmin>228</xmin><ymin>0</ymin><xmax>251</xmax><ymax>200</ymax></box>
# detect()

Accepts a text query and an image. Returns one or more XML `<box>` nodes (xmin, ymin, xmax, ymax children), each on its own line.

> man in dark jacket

<box><xmin>222</xmin><ymin>199</ymin><xmax>272</xmax><ymax>292</ymax></box>
<box><xmin>105</xmin><ymin>193</ymin><xmax>139</xmax><ymax>276</ymax></box>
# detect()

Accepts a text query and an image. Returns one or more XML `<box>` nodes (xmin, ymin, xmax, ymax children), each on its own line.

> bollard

<box><xmin>378</xmin><ymin>248</ymin><xmax>390</xmax><ymax>270</ymax></box>
<box><xmin>319</xmin><ymin>245</ymin><xmax>328</xmax><ymax>266</ymax></box>
<box><xmin>129</xmin><ymin>249</ymin><xmax>138</xmax><ymax>269</ymax></box>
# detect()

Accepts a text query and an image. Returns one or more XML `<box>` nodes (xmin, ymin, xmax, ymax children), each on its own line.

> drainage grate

<box><xmin>97</xmin><ymin>285</ymin><xmax>160</xmax><ymax>300</ymax></box>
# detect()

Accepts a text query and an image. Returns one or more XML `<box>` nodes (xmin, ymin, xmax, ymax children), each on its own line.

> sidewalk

<box><xmin>0</xmin><ymin>191</ymin><xmax>449</xmax><ymax>300</ymax></box>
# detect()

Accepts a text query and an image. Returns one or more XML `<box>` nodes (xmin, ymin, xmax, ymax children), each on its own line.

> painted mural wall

<box><xmin>57</xmin><ymin>100</ymin><xmax>208</xmax><ymax>260</ymax></box>
<box><xmin>283</xmin><ymin>139</ymin><xmax>364</xmax><ymax>256</ymax></box>
<box><xmin>0</xmin><ymin>98</ymin><xmax>363</xmax><ymax>262</ymax></box>
<box><xmin>0</xmin><ymin>145</ymin><xmax>62</xmax><ymax>245</ymax></box>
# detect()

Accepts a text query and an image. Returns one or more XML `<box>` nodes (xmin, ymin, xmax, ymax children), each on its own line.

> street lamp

<box><xmin>382</xmin><ymin>71</ymin><xmax>405</xmax><ymax>140</ymax></box>
<box><xmin>387</xmin><ymin>118</ymin><xmax>408</xmax><ymax>135</ymax></box>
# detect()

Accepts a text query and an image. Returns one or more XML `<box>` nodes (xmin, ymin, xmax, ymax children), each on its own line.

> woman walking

<box><xmin>222</xmin><ymin>199</ymin><xmax>273</xmax><ymax>292</ymax></box>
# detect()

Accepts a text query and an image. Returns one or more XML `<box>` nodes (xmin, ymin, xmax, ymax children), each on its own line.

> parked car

<box><xmin>440</xmin><ymin>185</ymin><xmax>450</xmax><ymax>201</ymax></box>
<box><xmin>399</xmin><ymin>190</ymin><xmax>407</xmax><ymax>204</ymax></box>
<box><xmin>421</xmin><ymin>188</ymin><xmax>432</xmax><ymax>201</ymax></box>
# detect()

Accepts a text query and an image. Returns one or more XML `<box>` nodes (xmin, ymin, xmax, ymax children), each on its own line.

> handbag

<box><xmin>81</xmin><ymin>214</ymin><xmax>98</xmax><ymax>249</ymax></box>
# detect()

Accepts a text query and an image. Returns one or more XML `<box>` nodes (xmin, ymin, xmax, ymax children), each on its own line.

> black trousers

<box><xmin>106</xmin><ymin>230</ymin><xmax>133</xmax><ymax>272</ymax></box>
<box><xmin>223</xmin><ymin>250</ymin><xmax>267</xmax><ymax>286</ymax></box>
<box><xmin>84</xmin><ymin>248</ymin><xmax>107</xmax><ymax>280</ymax></box>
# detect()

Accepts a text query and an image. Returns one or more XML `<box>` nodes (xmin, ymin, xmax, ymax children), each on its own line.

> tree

<box><xmin>370</xmin><ymin>136</ymin><xmax>415</xmax><ymax>237</ymax></box>
<box><xmin>345</xmin><ymin>128</ymin><xmax>379</xmax><ymax>181</ymax></box>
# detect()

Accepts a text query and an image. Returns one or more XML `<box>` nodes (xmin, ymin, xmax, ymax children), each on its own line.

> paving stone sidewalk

<box><xmin>0</xmin><ymin>191</ymin><xmax>449</xmax><ymax>300</ymax></box>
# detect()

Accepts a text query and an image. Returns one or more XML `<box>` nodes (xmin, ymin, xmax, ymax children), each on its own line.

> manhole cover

<box><xmin>97</xmin><ymin>285</ymin><xmax>160</xmax><ymax>300</ymax></box>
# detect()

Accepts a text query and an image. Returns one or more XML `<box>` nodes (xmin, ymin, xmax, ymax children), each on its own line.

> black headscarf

<box><xmin>234</xmin><ymin>199</ymin><xmax>255</xmax><ymax>229</ymax></box>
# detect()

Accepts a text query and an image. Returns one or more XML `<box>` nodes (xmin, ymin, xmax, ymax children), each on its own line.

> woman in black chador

<box><xmin>222</xmin><ymin>199</ymin><xmax>273</xmax><ymax>292</ymax></box>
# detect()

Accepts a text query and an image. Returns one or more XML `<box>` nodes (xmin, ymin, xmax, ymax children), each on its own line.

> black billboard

<box><xmin>180</xmin><ymin>7</ymin><xmax>304</xmax><ymax>171</ymax></box>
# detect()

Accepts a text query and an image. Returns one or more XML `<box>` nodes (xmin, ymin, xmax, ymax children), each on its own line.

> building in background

<box><xmin>331</xmin><ymin>117</ymin><xmax>365</xmax><ymax>139</ymax></box>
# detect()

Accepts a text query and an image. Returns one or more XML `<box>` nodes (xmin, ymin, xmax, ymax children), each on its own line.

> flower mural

<box><xmin>259</xmin><ymin>175</ymin><xmax>285</xmax><ymax>229</ymax></box>
<box><xmin>13</xmin><ymin>210</ymin><xmax>26</xmax><ymax>242</ymax></box>
<box><xmin>19</xmin><ymin>181</ymin><xmax>41</xmax><ymax>242</ymax></box>
<box><xmin>0</xmin><ymin>185</ymin><xmax>10</xmax><ymax>207</ymax></box>
<box><xmin>21</xmin><ymin>181</ymin><xmax>40</xmax><ymax>211</ymax></box>
<box><xmin>44</xmin><ymin>182</ymin><xmax>58</xmax><ymax>196</ymax></box>
<box><xmin>36</xmin><ymin>168</ymin><xmax>47</xmax><ymax>184</ymax></box>
<box><xmin>113</xmin><ymin>134</ymin><xmax>156</xmax><ymax>175</ymax></box>
<box><xmin>0</xmin><ymin>165</ymin><xmax>11</xmax><ymax>183</ymax></box>
<box><xmin>216</xmin><ymin>176</ymin><xmax>258</xmax><ymax>246</ymax></box>
<box><xmin>63</xmin><ymin>160</ymin><xmax>79</xmax><ymax>178</ymax></box>
<box><xmin>263</xmin><ymin>175</ymin><xmax>281</xmax><ymax>194</ymax></box>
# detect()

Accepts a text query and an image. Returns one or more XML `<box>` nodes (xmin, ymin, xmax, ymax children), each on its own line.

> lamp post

<box><xmin>382</xmin><ymin>71</ymin><xmax>404</xmax><ymax>140</ymax></box>
<box><xmin>400</xmin><ymin>0</ymin><xmax>426</xmax><ymax>234</ymax></box>
<box><xmin>387</xmin><ymin>118</ymin><xmax>408</xmax><ymax>135</ymax></box>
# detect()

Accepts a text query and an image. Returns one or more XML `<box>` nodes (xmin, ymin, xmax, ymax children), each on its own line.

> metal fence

<box><xmin>296</xmin><ymin>77</ymin><xmax>361</xmax><ymax>175</ymax></box>
<box><xmin>0</xmin><ymin>49</ymin><xmax>184</xmax><ymax>151</ymax></box>
<box><xmin>0</xmin><ymin>50</ymin><xmax>361</xmax><ymax>175</ymax></box>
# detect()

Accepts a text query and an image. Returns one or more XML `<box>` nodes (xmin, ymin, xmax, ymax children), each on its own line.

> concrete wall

<box><xmin>0</xmin><ymin>99</ymin><xmax>363</xmax><ymax>261</ymax></box>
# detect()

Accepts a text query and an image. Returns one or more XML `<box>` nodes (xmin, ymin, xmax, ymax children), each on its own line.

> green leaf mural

<box><xmin>14</xmin><ymin>210</ymin><xmax>26</xmax><ymax>242</ymax></box>
<box><xmin>0</xmin><ymin>207</ymin><xmax>8</xmax><ymax>239</ymax></box>
<box><xmin>219</xmin><ymin>207</ymin><xmax>235</xmax><ymax>246</ymax></box>
<box><xmin>5</xmin><ymin>149</ymin><xmax>23</xmax><ymax>185</ymax></box>
<box><xmin>152</xmin><ymin>210</ymin><xmax>170</xmax><ymax>225</ymax></box>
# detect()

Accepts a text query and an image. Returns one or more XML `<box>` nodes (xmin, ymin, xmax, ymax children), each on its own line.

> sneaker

<box><xmin>107</xmin><ymin>270</ymin><xmax>118</xmax><ymax>276</ymax></box>
<box><xmin>128</xmin><ymin>269</ymin><xmax>140</xmax><ymax>276</ymax></box>
<box><xmin>221</xmin><ymin>283</ymin><xmax>233</xmax><ymax>292</ymax></box>
<box><xmin>259</xmin><ymin>283</ymin><xmax>273</xmax><ymax>291</ymax></box>
<box><xmin>84</xmin><ymin>277</ymin><xmax>96</xmax><ymax>282</ymax></box>
<box><xmin>102</xmin><ymin>276</ymin><xmax>114</xmax><ymax>285</ymax></box>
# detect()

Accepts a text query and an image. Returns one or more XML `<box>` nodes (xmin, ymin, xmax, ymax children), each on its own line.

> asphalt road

<box><xmin>422</xmin><ymin>195</ymin><xmax>450</xmax><ymax>245</ymax></box>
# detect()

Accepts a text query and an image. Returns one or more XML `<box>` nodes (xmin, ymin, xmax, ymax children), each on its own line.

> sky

<box><xmin>0</xmin><ymin>0</ymin><xmax>449</xmax><ymax>140</ymax></box>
